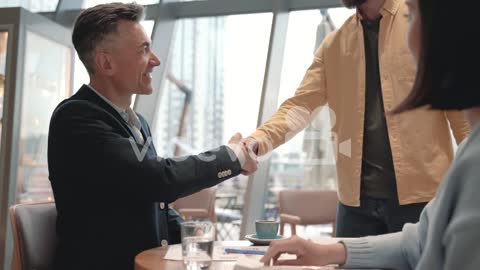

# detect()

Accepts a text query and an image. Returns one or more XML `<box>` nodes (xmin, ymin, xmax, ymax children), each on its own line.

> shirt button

<box><xmin>161</xmin><ymin>239</ymin><xmax>168</xmax><ymax>246</ymax></box>
<box><xmin>159</xmin><ymin>202</ymin><xmax>165</xmax><ymax>209</ymax></box>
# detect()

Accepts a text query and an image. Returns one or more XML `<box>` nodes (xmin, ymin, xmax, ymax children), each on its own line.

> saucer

<box><xmin>245</xmin><ymin>234</ymin><xmax>285</xmax><ymax>245</ymax></box>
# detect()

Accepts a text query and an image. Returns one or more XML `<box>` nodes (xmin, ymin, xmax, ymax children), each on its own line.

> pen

<box><xmin>224</xmin><ymin>248</ymin><xmax>266</xmax><ymax>255</ymax></box>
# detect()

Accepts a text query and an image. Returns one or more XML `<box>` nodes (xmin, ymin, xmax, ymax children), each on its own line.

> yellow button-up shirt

<box><xmin>251</xmin><ymin>0</ymin><xmax>470</xmax><ymax>206</ymax></box>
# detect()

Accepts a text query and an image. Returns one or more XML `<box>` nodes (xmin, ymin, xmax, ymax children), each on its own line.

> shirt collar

<box><xmin>380</xmin><ymin>0</ymin><xmax>400</xmax><ymax>16</ymax></box>
<box><xmin>86</xmin><ymin>84</ymin><xmax>142</xmax><ymax>129</ymax></box>
<box><xmin>86</xmin><ymin>84</ymin><xmax>125</xmax><ymax>114</ymax></box>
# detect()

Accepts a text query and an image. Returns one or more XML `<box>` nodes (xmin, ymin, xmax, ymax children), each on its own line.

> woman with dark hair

<box><xmin>260</xmin><ymin>0</ymin><xmax>480</xmax><ymax>268</ymax></box>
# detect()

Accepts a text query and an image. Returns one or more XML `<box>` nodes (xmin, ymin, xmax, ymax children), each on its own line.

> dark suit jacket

<box><xmin>48</xmin><ymin>85</ymin><xmax>241</xmax><ymax>270</ymax></box>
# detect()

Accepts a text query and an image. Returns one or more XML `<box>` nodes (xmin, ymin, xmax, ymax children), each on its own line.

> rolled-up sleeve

<box><xmin>251</xmin><ymin>43</ymin><xmax>329</xmax><ymax>156</ymax></box>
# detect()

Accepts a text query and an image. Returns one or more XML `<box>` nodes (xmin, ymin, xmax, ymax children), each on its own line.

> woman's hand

<box><xmin>260</xmin><ymin>235</ymin><xmax>347</xmax><ymax>266</ymax></box>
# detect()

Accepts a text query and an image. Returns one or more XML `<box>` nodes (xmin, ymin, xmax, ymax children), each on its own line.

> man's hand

<box><xmin>242</xmin><ymin>136</ymin><xmax>259</xmax><ymax>155</ymax></box>
<box><xmin>228</xmin><ymin>133</ymin><xmax>258</xmax><ymax>175</ymax></box>
<box><xmin>260</xmin><ymin>235</ymin><xmax>347</xmax><ymax>266</ymax></box>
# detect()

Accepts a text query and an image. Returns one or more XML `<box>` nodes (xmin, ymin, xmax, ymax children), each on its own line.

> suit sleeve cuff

<box><xmin>226</xmin><ymin>143</ymin><xmax>245</xmax><ymax>168</ymax></box>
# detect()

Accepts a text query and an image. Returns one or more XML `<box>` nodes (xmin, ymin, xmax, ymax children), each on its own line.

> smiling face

<box><xmin>102</xmin><ymin>20</ymin><xmax>161</xmax><ymax>96</ymax></box>
<box><xmin>405</xmin><ymin>0</ymin><xmax>421</xmax><ymax>63</ymax></box>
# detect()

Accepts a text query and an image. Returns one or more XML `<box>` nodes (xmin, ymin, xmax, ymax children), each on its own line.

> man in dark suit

<box><xmin>47</xmin><ymin>3</ymin><xmax>257</xmax><ymax>270</ymax></box>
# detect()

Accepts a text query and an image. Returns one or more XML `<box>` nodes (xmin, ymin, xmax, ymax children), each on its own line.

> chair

<box><xmin>9</xmin><ymin>202</ymin><xmax>57</xmax><ymax>270</ymax></box>
<box><xmin>278</xmin><ymin>190</ymin><xmax>338</xmax><ymax>237</ymax></box>
<box><xmin>172</xmin><ymin>188</ymin><xmax>217</xmax><ymax>223</ymax></box>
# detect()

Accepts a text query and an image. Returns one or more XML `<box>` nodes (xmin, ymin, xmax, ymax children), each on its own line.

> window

<box><xmin>141</xmin><ymin>20</ymin><xmax>155</xmax><ymax>38</ymax></box>
<box><xmin>0</xmin><ymin>0</ymin><xmax>58</xmax><ymax>12</ymax></box>
<box><xmin>16</xmin><ymin>31</ymin><xmax>72</xmax><ymax>203</ymax></box>
<box><xmin>264</xmin><ymin>8</ymin><xmax>354</xmax><ymax>237</ymax></box>
<box><xmin>0</xmin><ymin>31</ymin><xmax>7</xmax><ymax>155</ymax></box>
<box><xmin>73</xmin><ymin>52</ymin><xmax>88</xmax><ymax>93</ymax></box>
<box><xmin>154</xmin><ymin>13</ymin><xmax>273</xmax><ymax>240</ymax></box>
<box><xmin>328</xmin><ymin>7</ymin><xmax>356</xmax><ymax>28</ymax></box>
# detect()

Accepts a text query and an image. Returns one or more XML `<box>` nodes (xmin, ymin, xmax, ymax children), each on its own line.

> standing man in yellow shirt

<box><xmin>245</xmin><ymin>0</ymin><xmax>470</xmax><ymax>237</ymax></box>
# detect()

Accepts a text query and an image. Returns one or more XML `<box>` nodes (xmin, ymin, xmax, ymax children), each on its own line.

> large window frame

<box><xmin>0</xmin><ymin>8</ymin><xmax>73</xmax><ymax>268</ymax></box>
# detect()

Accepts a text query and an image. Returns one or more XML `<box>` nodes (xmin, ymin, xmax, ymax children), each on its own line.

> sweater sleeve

<box><xmin>340</xmin><ymin>201</ymin><xmax>434</xmax><ymax>270</ymax></box>
<box><xmin>436</xmin><ymin>156</ymin><xmax>480</xmax><ymax>270</ymax></box>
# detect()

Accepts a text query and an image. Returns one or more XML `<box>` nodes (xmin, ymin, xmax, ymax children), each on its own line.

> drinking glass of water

<box><xmin>181</xmin><ymin>221</ymin><xmax>215</xmax><ymax>269</ymax></box>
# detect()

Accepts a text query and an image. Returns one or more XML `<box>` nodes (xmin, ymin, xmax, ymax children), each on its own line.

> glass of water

<box><xmin>181</xmin><ymin>221</ymin><xmax>215</xmax><ymax>269</ymax></box>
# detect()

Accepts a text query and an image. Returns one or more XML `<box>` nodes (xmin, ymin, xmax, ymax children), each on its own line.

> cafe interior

<box><xmin>0</xmin><ymin>0</ymin><xmax>463</xmax><ymax>269</ymax></box>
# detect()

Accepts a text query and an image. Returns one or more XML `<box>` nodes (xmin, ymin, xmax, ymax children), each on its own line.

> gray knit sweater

<box><xmin>342</xmin><ymin>124</ymin><xmax>480</xmax><ymax>270</ymax></box>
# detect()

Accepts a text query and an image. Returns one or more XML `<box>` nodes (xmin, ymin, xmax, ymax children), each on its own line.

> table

<box><xmin>135</xmin><ymin>241</ymin><xmax>253</xmax><ymax>270</ymax></box>
<box><xmin>134</xmin><ymin>241</ymin><xmax>381</xmax><ymax>270</ymax></box>
<box><xmin>135</xmin><ymin>238</ymin><xmax>347</xmax><ymax>270</ymax></box>
<box><xmin>135</xmin><ymin>238</ymin><xmax>382</xmax><ymax>270</ymax></box>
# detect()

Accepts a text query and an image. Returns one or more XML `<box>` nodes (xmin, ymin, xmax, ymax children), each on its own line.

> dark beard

<box><xmin>341</xmin><ymin>0</ymin><xmax>368</xmax><ymax>8</ymax></box>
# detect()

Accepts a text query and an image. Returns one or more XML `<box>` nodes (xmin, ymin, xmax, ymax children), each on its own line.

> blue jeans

<box><xmin>335</xmin><ymin>196</ymin><xmax>427</xmax><ymax>237</ymax></box>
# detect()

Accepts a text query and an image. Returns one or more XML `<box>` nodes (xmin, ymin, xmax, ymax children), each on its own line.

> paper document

<box><xmin>164</xmin><ymin>244</ymin><xmax>268</xmax><ymax>261</ymax></box>
<box><xmin>234</xmin><ymin>257</ymin><xmax>336</xmax><ymax>270</ymax></box>
<box><xmin>164</xmin><ymin>238</ymin><xmax>341</xmax><ymax>261</ymax></box>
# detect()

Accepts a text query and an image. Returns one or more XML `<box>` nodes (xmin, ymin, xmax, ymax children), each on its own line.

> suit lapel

<box><xmin>72</xmin><ymin>85</ymin><xmax>136</xmax><ymax>139</ymax></box>
<box><xmin>138</xmin><ymin>115</ymin><xmax>156</xmax><ymax>154</ymax></box>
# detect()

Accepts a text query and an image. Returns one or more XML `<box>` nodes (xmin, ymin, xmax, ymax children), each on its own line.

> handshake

<box><xmin>228</xmin><ymin>133</ymin><xmax>260</xmax><ymax>176</ymax></box>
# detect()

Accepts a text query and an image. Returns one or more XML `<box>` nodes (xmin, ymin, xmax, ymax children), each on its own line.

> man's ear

<box><xmin>94</xmin><ymin>52</ymin><xmax>115</xmax><ymax>76</ymax></box>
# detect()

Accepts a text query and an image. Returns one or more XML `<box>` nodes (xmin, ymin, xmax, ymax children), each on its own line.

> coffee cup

<box><xmin>255</xmin><ymin>220</ymin><xmax>279</xmax><ymax>239</ymax></box>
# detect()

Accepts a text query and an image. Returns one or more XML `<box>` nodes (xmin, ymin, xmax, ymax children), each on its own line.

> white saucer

<box><xmin>245</xmin><ymin>234</ymin><xmax>285</xmax><ymax>245</ymax></box>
